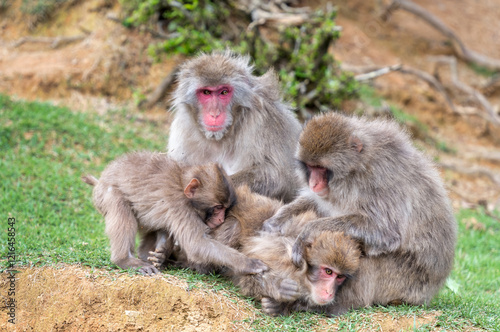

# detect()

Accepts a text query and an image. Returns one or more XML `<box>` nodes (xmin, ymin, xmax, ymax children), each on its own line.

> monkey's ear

<box><xmin>349</xmin><ymin>135</ymin><xmax>363</xmax><ymax>153</ymax></box>
<box><xmin>184</xmin><ymin>178</ymin><xmax>201</xmax><ymax>198</ymax></box>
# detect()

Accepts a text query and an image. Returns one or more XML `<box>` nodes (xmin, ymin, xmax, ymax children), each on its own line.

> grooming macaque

<box><xmin>82</xmin><ymin>152</ymin><xmax>267</xmax><ymax>275</ymax></box>
<box><xmin>263</xmin><ymin>112</ymin><xmax>457</xmax><ymax>315</ymax></box>
<box><xmin>168</xmin><ymin>51</ymin><xmax>302</xmax><ymax>202</ymax></box>
<box><xmin>148</xmin><ymin>185</ymin><xmax>282</xmax><ymax>274</ymax></box>
<box><xmin>149</xmin><ymin>185</ymin><xmax>361</xmax><ymax>316</ymax></box>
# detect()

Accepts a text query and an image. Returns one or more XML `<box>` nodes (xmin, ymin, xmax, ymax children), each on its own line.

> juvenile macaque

<box><xmin>263</xmin><ymin>112</ymin><xmax>457</xmax><ymax>315</ymax></box>
<box><xmin>168</xmin><ymin>51</ymin><xmax>302</xmax><ymax>202</ymax></box>
<box><xmin>82</xmin><ymin>152</ymin><xmax>267</xmax><ymax>275</ymax></box>
<box><xmin>233</xmin><ymin>211</ymin><xmax>361</xmax><ymax>316</ymax></box>
<box><xmin>148</xmin><ymin>185</ymin><xmax>282</xmax><ymax>274</ymax></box>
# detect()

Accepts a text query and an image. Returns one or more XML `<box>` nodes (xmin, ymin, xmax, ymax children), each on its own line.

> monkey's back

<box><xmin>91</xmin><ymin>151</ymin><xmax>184</xmax><ymax>228</ymax></box>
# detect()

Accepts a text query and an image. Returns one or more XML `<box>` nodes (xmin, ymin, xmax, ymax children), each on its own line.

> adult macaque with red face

<box><xmin>168</xmin><ymin>51</ymin><xmax>302</xmax><ymax>203</ymax></box>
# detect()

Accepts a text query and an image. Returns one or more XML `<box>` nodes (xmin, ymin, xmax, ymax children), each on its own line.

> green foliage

<box><xmin>469</xmin><ymin>62</ymin><xmax>499</xmax><ymax>77</ymax></box>
<box><xmin>120</xmin><ymin>0</ymin><xmax>358</xmax><ymax>117</ymax></box>
<box><xmin>20</xmin><ymin>0</ymin><xmax>71</xmax><ymax>27</ymax></box>
<box><xmin>266</xmin><ymin>10</ymin><xmax>358</xmax><ymax>113</ymax></box>
<box><xmin>0</xmin><ymin>0</ymin><xmax>10</xmax><ymax>11</ymax></box>
<box><xmin>0</xmin><ymin>94</ymin><xmax>166</xmax><ymax>269</ymax></box>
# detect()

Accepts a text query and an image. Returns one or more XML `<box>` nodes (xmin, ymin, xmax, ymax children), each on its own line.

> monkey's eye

<box><xmin>214</xmin><ymin>205</ymin><xmax>224</xmax><ymax>210</ymax></box>
<box><xmin>203</xmin><ymin>90</ymin><xmax>211</xmax><ymax>95</ymax></box>
<box><xmin>220</xmin><ymin>89</ymin><xmax>229</xmax><ymax>95</ymax></box>
<box><xmin>324</xmin><ymin>268</ymin><xmax>333</xmax><ymax>275</ymax></box>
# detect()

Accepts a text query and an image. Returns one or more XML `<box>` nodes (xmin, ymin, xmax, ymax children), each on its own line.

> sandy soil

<box><xmin>0</xmin><ymin>266</ymin><xmax>254</xmax><ymax>331</ymax></box>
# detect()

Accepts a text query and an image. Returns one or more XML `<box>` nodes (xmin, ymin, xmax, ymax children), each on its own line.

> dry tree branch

<box><xmin>382</xmin><ymin>0</ymin><xmax>500</xmax><ymax>70</ymax></box>
<box><xmin>346</xmin><ymin>63</ymin><xmax>458</xmax><ymax>113</ymax></box>
<box><xmin>439</xmin><ymin>162</ymin><xmax>500</xmax><ymax>188</ymax></box>
<box><xmin>353</xmin><ymin>64</ymin><xmax>402</xmax><ymax>81</ymax></box>
<box><xmin>429</xmin><ymin>56</ymin><xmax>500</xmax><ymax>125</ymax></box>
<box><xmin>139</xmin><ymin>66</ymin><xmax>181</xmax><ymax>109</ymax></box>
<box><xmin>14</xmin><ymin>35</ymin><xmax>87</xmax><ymax>48</ymax></box>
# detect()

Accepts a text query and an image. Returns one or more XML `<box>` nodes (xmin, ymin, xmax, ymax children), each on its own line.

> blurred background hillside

<box><xmin>1</xmin><ymin>0</ymin><xmax>500</xmax><ymax>213</ymax></box>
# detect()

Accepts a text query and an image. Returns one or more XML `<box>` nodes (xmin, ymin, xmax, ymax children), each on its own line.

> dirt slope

<box><xmin>0</xmin><ymin>266</ymin><xmax>254</xmax><ymax>331</ymax></box>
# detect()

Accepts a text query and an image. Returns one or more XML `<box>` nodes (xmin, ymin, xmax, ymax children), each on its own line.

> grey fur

<box><xmin>263</xmin><ymin>112</ymin><xmax>457</xmax><ymax>315</ymax></box>
<box><xmin>168</xmin><ymin>51</ymin><xmax>302</xmax><ymax>202</ymax></box>
<box><xmin>82</xmin><ymin>151</ymin><xmax>267</xmax><ymax>275</ymax></box>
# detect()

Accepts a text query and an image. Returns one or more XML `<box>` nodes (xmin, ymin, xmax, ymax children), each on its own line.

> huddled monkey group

<box><xmin>83</xmin><ymin>51</ymin><xmax>457</xmax><ymax>317</ymax></box>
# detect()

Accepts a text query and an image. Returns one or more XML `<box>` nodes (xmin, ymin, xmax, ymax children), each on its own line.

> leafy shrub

<box><xmin>120</xmin><ymin>0</ymin><xmax>358</xmax><ymax>117</ymax></box>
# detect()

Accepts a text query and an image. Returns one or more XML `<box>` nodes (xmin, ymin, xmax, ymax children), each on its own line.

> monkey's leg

<box><xmin>103</xmin><ymin>188</ymin><xmax>159</xmax><ymax>275</ymax></box>
<box><xmin>231</xmin><ymin>167</ymin><xmax>289</xmax><ymax>202</ymax></box>
<box><xmin>138</xmin><ymin>231</ymin><xmax>158</xmax><ymax>261</ymax></box>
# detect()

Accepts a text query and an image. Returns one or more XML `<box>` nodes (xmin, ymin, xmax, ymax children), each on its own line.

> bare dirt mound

<box><xmin>0</xmin><ymin>266</ymin><xmax>254</xmax><ymax>331</ymax></box>
<box><xmin>1</xmin><ymin>266</ymin><xmax>452</xmax><ymax>331</ymax></box>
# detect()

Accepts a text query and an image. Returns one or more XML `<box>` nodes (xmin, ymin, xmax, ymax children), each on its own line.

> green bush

<box><xmin>120</xmin><ymin>0</ymin><xmax>358</xmax><ymax>118</ymax></box>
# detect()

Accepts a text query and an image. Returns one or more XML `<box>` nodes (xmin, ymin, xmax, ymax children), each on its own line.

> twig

<box><xmin>354</xmin><ymin>64</ymin><xmax>402</xmax><ymax>81</ymax></box>
<box><xmin>397</xmin><ymin>65</ymin><xmax>458</xmax><ymax>114</ymax></box>
<box><xmin>82</xmin><ymin>55</ymin><xmax>102</xmax><ymax>81</ymax></box>
<box><xmin>382</xmin><ymin>0</ymin><xmax>500</xmax><ymax>70</ymax></box>
<box><xmin>429</xmin><ymin>56</ymin><xmax>500</xmax><ymax>125</ymax></box>
<box><xmin>14</xmin><ymin>35</ymin><xmax>87</xmax><ymax>48</ymax></box>
<box><xmin>250</xmin><ymin>8</ymin><xmax>309</xmax><ymax>27</ymax></box>
<box><xmin>439</xmin><ymin>162</ymin><xmax>500</xmax><ymax>187</ymax></box>
<box><xmin>139</xmin><ymin>66</ymin><xmax>181</xmax><ymax>109</ymax></box>
<box><xmin>347</xmin><ymin>63</ymin><xmax>457</xmax><ymax>113</ymax></box>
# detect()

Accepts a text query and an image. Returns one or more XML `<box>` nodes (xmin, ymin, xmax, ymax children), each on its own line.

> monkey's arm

<box><xmin>262</xmin><ymin>196</ymin><xmax>317</xmax><ymax>233</ymax></box>
<box><xmin>172</xmin><ymin>210</ymin><xmax>268</xmax><ymax>275</ymax></box>
<box><xmin>292</xmin><ymin>214</ymin><xmax>401</xmax><ymax>266</ymax></box>
<box><xmin>230</xmin><ymin>164</ymin><xmax>295</xmax><ymax>202</ymax></box>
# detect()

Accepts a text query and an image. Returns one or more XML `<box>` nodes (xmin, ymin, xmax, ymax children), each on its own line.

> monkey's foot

<box><xmin>261</xmin><ymin>297</ymin><xmax>290</xmax><ymax>316</ymax></box>
<box><xmin>148</xmin><ymin>250</ymin><xmax>167</xmax><ymax>268</ymax></box>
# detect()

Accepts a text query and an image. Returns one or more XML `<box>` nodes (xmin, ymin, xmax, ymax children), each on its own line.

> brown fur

<box><xmin>82</xmin><ymin>151</ymin><xmax>267</xmax><ymax>275</ymax></box>
<box><xmin>153</xmin><ymin>185</ymin><xmax>361</xmax><ymax>316</ymax></box>
<box><xmin>264</xmin><ymin>112</ymin><xmax>457</xmax><ymax>315</ymax></box>
<box><xmin>168</xmin><ymin>51</ymin><xmax>302</xmax><ymax>202</ymax></box>
<box><xmin>233</xmin><ymin>211</ymin><xmax>361</xmax><ymax>316</ymax></box>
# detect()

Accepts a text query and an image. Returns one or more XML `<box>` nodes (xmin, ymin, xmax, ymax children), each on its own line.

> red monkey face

<box><xmin>205</xmin><ymin>205</ymin><xmax>226</xmax><ymax>229</ymax></box>
<box><xmin>307</xmin><ymin>165</ymin><xmax>330</xmax><ymax>198</ymax></box>
<box><xmin>196</xmin><ymin>85</ymin><xmax>234</xmax><ymax>140</ymax></box>
<box><xmin>309</xmin><ymin>265</ymin><xmax>347</xmax><ymax>305</ymax></box>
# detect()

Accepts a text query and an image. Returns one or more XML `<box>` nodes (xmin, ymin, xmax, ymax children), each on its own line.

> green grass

<box><xmin>0</xmin><ymin>94</ymin><xmax>165</xmax><ymax>269</ymax></box>
<box><xmin>0</xmin><ymin>95</ymin><xmax>498</xmax><ymax>331</ymax></box>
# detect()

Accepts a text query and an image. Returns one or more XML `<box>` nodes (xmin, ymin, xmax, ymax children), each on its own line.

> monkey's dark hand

<box><xmin>277</xmin><ymin>278</ymin><xmax>300</xmax><ymax>302</ymax></box>
<box><xmin>261</xmin><ymin>297</ymin><xmax>290</xmax><ymax>317</ymax></box>
<box><xmin>148</xmin><ymin>249</ymin><xmax>167</xmax><ymax>268</ymax></box>
<box><xmin>238</xmin><ymin>258</ymin><xmax>269</xmax><ymax>275</ymax></box>
<box><xmin>138</xmin><ymin>265</ymin><xmax>160</xmax><ymax>276</ymax></box>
